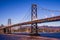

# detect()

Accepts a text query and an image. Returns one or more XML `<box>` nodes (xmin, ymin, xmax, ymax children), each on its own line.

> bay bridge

<box><xmin>0</xmin><ymin>4</ymin><xmax>60</xmax><ymax>36</ymax></box>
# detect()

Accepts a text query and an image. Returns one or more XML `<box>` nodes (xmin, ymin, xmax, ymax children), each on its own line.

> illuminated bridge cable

<box><xmin>39</xmin><ymin>6</ymin><xmax>60</xmax><ymax>18</ymax></box>
<box><xmin>19</xmin><ymin>6</ymin><xmax>31</xmax><ymax>22</ymax></box>
<box><xmin>23</xmin><ymin>7</ymin><xmax>31</xmax><ymax>21</ymax></box>
<box><xmin>40</xmin><ymin>6</ymin><xmax>60</xmax><ymax>12</ymax></box>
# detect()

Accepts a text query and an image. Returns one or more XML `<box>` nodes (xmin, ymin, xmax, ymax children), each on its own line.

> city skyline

<box><xmin>0</xmin><ymin>0</ymin><xmax>60</xmax><ymax>26</ymax></box>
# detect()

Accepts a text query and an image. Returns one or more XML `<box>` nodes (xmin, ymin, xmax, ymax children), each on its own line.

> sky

<box><xmin>0</xmin><ymin>0</ymin><xmax>60</xmax><ymax>26</ymax></box>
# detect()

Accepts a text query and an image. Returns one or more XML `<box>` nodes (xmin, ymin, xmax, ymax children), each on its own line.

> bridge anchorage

<box><xmin>30</xmin><ymin>4</ymin><xmax>39</xmax><ymax>36</ymax></box>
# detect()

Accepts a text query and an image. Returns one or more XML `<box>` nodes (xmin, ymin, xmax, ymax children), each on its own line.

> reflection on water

<box><xmin>0</xmin><ymin>33</ymin><xmax>60</xmax><ymax>40</ymax></box>
<box><xmin>12</xmin><ymin>32</ymin><xmax>60</xmax><ymax>38</ymax></box>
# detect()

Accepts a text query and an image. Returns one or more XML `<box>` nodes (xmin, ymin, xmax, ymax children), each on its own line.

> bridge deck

<box><xmin>0</xmin><ymin>16</ymin><xmax>60</xmax><ymax>29</ymax></box>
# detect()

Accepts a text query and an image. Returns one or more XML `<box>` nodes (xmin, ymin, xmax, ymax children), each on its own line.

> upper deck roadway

<box><xmin>0</xmin><ymin>16</ymin><xmax>60</xmax><ymax>29</ymax></box>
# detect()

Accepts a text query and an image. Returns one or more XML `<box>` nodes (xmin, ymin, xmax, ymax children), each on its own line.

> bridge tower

<box><xmin>31</xmin><ymin>4</ymin><xmax>38</xmax><ymax>35</ymax></box>
<box><xmin>8</xmin><ymin>19</ymin><xmax>11</xmax><ymax>26</ymax></box>
<box><xmin>6</xmin><ymin>19</ymin><xmax>11</xmax><ymax>34</ymax></box>
<box><xmin>8</xmin><ymin>19</ymin><xmax>11</xmax><ymax>33</ymax></box>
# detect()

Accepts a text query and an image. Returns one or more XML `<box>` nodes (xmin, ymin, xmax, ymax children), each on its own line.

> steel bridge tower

<box><xmin>7</xmin><ymin>19</ymin><xmax>11</xmax><ymax>34</ymax></box>
<box><xmin>8</xmin><ymin>19</ymin><xmax>11</xmax><ymax>26</ymax></box>
<box><xmin>3</xmin><ymin>19</ymin><xmax>12</xmax><ymax>34</ymax></box>
<box><xmin>31</xmin><ymin>4</ymin><xmax>38</xmax><ymax>35</ymax></box>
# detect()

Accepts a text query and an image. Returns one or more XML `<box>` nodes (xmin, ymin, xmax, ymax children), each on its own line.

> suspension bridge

<box><xmin>0</xmin><ymin>4</ymin><xmax>60</xmax><ymax>36</ymax></box>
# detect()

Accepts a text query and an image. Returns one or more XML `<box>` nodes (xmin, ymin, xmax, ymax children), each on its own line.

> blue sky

<box><xmin>0</xmin><ymin>0</ymin><xmax>60</xmax><ymax>26</ymax></box>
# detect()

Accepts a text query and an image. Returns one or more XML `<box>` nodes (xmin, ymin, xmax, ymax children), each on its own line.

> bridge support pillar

<box><xmin>30</xmin><ymin>4</ymin><xmax>39</xmax><ymax>36</ymax></box>
<box><xmin>30</xmin><ymin>23</ymin><xmax>39</xmax><ymax>36</ymax></box>
<box><xmin>7</xmin><ymin>28</ymin><xmax>11</xmax><ymax>34</ymax></box>
<box><xmin>3</xmin><ymin>28</ymin><xmax>11</xmax><ymax>34</ymax></box>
